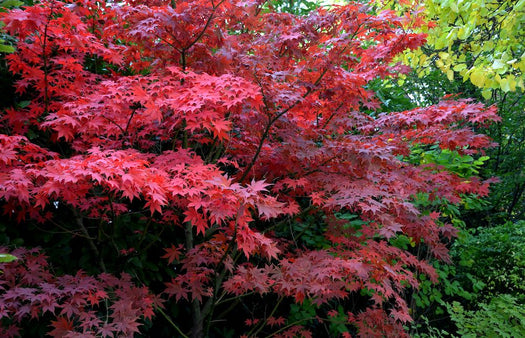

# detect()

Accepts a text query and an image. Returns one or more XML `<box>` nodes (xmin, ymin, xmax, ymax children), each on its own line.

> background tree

<box><xmin>375</xmin><ymin>0</ymin><xmax>525</xmax><ymax>223</ymax></box>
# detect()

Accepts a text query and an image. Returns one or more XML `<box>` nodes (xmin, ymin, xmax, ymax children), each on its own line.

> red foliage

<box><xmin>350</xmin><ymin>308</ymin><xmax>409</xmax><ymax>338</ymax></box>
<box><xmin>0</xmin><ymin>248</ymin><xmax>157</xmax><ymax>337</ymax></box>
<box><xmin>0</xmin><ymin>0</ymin><xmax>498</xmax><ymax>335</ymax></box>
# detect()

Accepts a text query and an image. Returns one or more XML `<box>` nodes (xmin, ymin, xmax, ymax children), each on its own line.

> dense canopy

<box><xmin>0</xmin><ymin>0</ymin><xmax>515</xmax><ymax>336</ymax></box>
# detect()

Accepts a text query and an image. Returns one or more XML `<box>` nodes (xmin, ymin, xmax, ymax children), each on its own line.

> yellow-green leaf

<box><xmin>453</xmin><ymin>63</ymin><xmax>467</xmax><ymax>72</ymax></box>
<box><xmin>447</xmin><ymin>69</ymin><xmax>454</xmax><ymax>81</ymax></box>
<box><xmin>450</xmin><ymin>1</ymin><xmax>459</xmax><ymax>13</ymax></box>
<box><xmin>500</xmin><ymin>78</ymin><xmax>511</xmax><ymax>92</ymax></box>
<box><xmin>470</xmin><ymin>70</ymin><xmax>486</xmax><ymax>87</ymax></box>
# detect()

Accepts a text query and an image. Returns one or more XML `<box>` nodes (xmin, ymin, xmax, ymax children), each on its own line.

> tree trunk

<box><xmin>191</xmin><ymin>298</ymin><xmax>204</xmax><ymax>337</ymax></box>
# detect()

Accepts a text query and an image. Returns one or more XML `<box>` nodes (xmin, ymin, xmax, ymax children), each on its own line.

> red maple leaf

<box><xmin>161</xmin><ymin>244</ymin><xmax>184</xmax><ymax>264</ymax></box>
<box><xmin>49</xmin><ymin>317</ymin><xmax>74</xmax><ymax>337</ymax></box>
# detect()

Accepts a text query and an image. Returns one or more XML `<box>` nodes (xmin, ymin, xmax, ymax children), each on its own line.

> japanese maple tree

<box><xmin>0</xmin><ymin>0</ymin><xmax>499</xmax><ymax>336</ymax></box>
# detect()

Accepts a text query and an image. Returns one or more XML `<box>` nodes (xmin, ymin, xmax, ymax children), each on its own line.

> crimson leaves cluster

<box><xmin>0</xmin><ymin>248</ymin><xmax>157</xmax><ymax>337</ymax></box>
<box><xmin>0</xmin><ymin>0</ymin><xmax>498</xmax><ymax>336</ymax></box>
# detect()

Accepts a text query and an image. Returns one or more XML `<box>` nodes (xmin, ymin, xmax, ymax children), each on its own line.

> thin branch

<box><xmin>42</xmin><ymin>10</ymin><xmax>53</xmax><ymax>115</ymax></box>
<box><xmin>124</xmin><ymin>109</ymin><xmax>137</xmax><ymax>135</ymax></box>
<box><xmin>321</xmin><ymin>102</ymin><xmax>344</xmax><ymax>129</ymax></box>
<box><xmin>249</xmin><ymin>296</ymin><xmax>284</xmax><ymax>337</ymax></box>
<box><xmin>183</xmin><ymin>0</ymin><xmax>226</xmax><ymax>52</ymax></box>
<box><xmin>202</xmin><ymin>212</ymin><xmax>243</xmax><ymax>335</ymax></box>
<box><xmin>155</xmin><ymin>305</ymin><xmax>190</xmax><ymax>338</ymax></box>
<box><xmin>262</xmin><ymin>205</ymin><xmax>315</xmax><ymax>234</ymax></box>
<box><xmin>142</xmin><ymin>227</ymin><xmax>165</xmax><ymax>252</ymax></box>
<box><xmin>184</xmin><ymin>220</ymin><xmax>203</xmax><ymax>337</ymax></box>
<box><xmin>264</xmin><ymin>316</ymin><xmax>317</xmax><ymax>338</ymax></box>
<box><xmin>137</xmin><ymin>216</ymin><xmax>154</xmax><ymax>250</ymax></box>
<box><xmin>239</xmin><ymin>67</ymin><xmax>331</xmax><ymax>183</ymax></box>
<box><xmin>216</xmin><ymin>291</ymin><xmax>256</xmax><ymax>306</ymax></box>
<box><xmin>32</xmin><ymin>221</ymin><xmax>83</xmax><ymax>237</ymax></box>
<box><xmin>100</xmin><ymin>115</ymin><xmax>126</xmax><ymax>135</ymax></box>
<box><xmin>74</xmin><ymin>212</ymin><xmax>106</xmax><ymax>272</ymax></box>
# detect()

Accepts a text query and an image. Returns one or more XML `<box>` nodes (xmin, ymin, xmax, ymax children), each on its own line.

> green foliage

<box><xmin>389</xmin><ymin>234</ymin><xmax>415</xmax><ymax>250</ymax></box>
<box><xmin>290</xmin><ymin>216</ymin><xmax>330</xmax><ymax>249</ymax></box>
<box><xmin>414</xmin><ymin>261</ymin><xmax>480</xmax><ymax>310</ymax></box>
<box><xmin>484</xmin><ymin>91</ymin><xmax>525</xmax><ymax>222</ymax></box>
<box><xmin>400</xmin><ymin>236</ymin><xmax>484</xmax><ymax>336</ymax></box>
<box><xmin>406</xmin><ymin>220</ymin><xmax>525</xmax><ymax>337</ymax></box>
<box><xmin>452</xmin><ymin>220</ymin><xmax>525</xmax><ymax>297</ymax></box>
<box><xmin>377</xmin><ymin>0</ymin><xmax>525</xmax><ymax>97</ymax></box>
<box><xmin>392</xmin><ymin>144</ymin><xmax>493</xmax><ymax>336</ymax></box>
<box><xmin>409</xmin><ymin>315</ymin><xmax>453</xmax><ymax>338</ymax></box>
<box><xmin>335</xmin><ymin>213</ymin><xmax>368</xmax><ymax>237</ymax></box>
<box><xmin>287</xmin><ymin>301</ymin><xmax>351</xmax><ymax>336</ymax></box>
<box><xmin>405</xmin><ymin>145</ymin><xmax>490</xmax><ymax>229</ymax></box>
<box><xmin>266</xmin><ymin>0</ymin><xmax>321</xmax><ymax>15</ymax></box>
<box><xmin>326</xmin><ymin>305</ymin><xmax>350</xmax><ymax>336</ymax></box>
<box><xmin>0</xmin><ymin>0</ymin><xmax>22</xmax><ymax>53</ymax></box>
<box><xmin>447</xmin><ymin>294</ymin><xmax>525</xmax><ymax>337</ymax></box>
<box><xmin>288</xmin><ymin>299</ymin><xmax>317</xmax><ymax>323</ymax></box>
<box><xmin>411</xmin><ymin>146</ymin><xmax>489</xmax><ymax>177</ymax></box>
<box><xmin>0</xmin><ymin>253</ymin><xmax>16</xmax><ymax>263</ymax></box>
<box><xmin>369</xmin><ymin>68</ymin><xmax>463</xmax><ymax>111</ymax></box>
<box><xmin>426</xmin><ymin>0</ymin><xmax>525</xmax><ymax>96</ymax></box>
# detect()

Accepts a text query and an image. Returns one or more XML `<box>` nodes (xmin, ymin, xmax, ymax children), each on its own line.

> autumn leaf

<box><xmin>161</xmin><ymin>244</ymin><xmax>184</xmax><ymax>264</ymax></box>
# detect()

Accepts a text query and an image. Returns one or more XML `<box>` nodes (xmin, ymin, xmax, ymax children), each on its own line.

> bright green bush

<box><xmin>452</xmin><ymin>220</ymin><xmax>525</xmax><ymax>297</ymax></box>
<box><xmin>447</xmin><ymin>294</ymin><xmax>525</xmax><ymax>337</ymax></box>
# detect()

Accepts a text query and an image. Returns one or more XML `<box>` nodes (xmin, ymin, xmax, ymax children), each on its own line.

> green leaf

<box><xmin>0</xmin><ymin>44</ymin><xmax>14</xmax><ymax>53</ymax></box>
<box><xmin>1</xmin><ymin>0</ymin><xmax>23</xmax><ymax>8</ymax></box>
<box><xmin>0</xmin><ymin>253</ymin><xmax>17</xmax><ymax>263</ymax></box>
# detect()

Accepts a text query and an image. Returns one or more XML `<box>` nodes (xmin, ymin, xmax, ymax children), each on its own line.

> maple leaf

<box><xmin>49</xmin><ymin>317</ymin><xmax>74</xmax><ymax>337</ymax></box>
<box><xmin>97</xmin><ymin>324</ymin><xmax>116</xmax><ymax>337</ymax></box>
<box><xmin>86</xmin><ymin>290</ymin><xmax>108</xmax><ymax>307</ymax></box>
<box><xmin>161</xmin><ymin>244</ymin><xmax>183</xmax><ymax>264</ymax></box>
<box><xmin>183</xmin><ymin>208</ymin><xmax>209</xmax><ymax>235</ymax></box>
<box><xmin>379</xmin><ymin>222</ymin><xmax>404</xmax><ymax>239</ymax></box>
<box><xmin>244</xmin><ymin>318</ymin><xmax>259</xmax><ymax>326</ymax></box>
<box><xmin>255</xmin><ymin>196</ymin><xmax>285</xmax><ymax>220</ymax></box>
<box><xmin>60</xmin><ymin>301</ymin><xmax>80</xmax><ymax>319</ymax></box>
<box><xmin>211</xmin><ymin>119</ymin><xmax>232</xmax><ymax>140</ymax></box>
<box><xmin>247</xmin><ymin>179</ymin><xmax>271</xmax><ymax>194</ymax></box>
<box><xmin>113</xmin><ymin>318</ymin><xmax>142</xmax><ymax>336</ymax></box>
<box><xmin>165</xmin><ymin>278</ymin><xmax>189</xmax><ymax>302</ymax></box>
<box><xmin>267</xmin><ymin>316</ymin><xmax>285</xmax><ymax>327</ymax></box>
<box><xmin>390</xmin><ymin>308</ymin><xmax>412</xmax><ymax>323</ymax></box>
<box><xmin>327</xmin><ymin>309</ymin><xmax>339</xmax><ymax>318</ymax></box>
